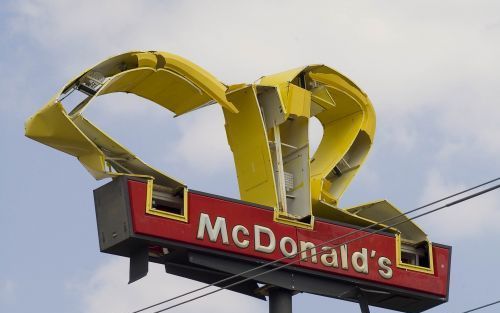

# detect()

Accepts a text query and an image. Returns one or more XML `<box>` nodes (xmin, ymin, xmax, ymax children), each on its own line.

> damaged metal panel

<box><xmin>26</xmin><ymin>51</ymin><xmax>436</xmax><ymax>273</ymax></box>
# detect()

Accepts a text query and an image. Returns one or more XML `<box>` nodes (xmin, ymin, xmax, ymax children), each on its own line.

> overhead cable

<box><xmin>462</xmin><ymin>299</ymin><xmax>500</xmax><ymax>313</ymax></box>
<box><xmin>132</xmin><ymin>177</ymin><xmax>500</xmax><ymax>313</ymax></box>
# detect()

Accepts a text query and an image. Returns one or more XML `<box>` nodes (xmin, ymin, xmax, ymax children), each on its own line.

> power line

<box><xmin>132</xmin><ymin>177</ymin><xmax>500</xmax><ymax>313</ymax></box>
<box><xmin>155</xmin><ymin>182</ymin><xmax>500</xmax><ymax>312</ymax></box>
<box><xmin>462</xmin><ymin>299</ymin><xmax>500</xmax><ymax>312</ymax></box>
<box><xmin>151</xmin><ymin>182</ymin><xmax>500</xmax><ymax>313</ymax></box>
<box><xmin>132</xmin><ymin>177</ymin><xmax>499</xmax><ymax>313</ymax></box>
<box><xmin>130</xmin><ymin>177</ymin><xmax>499</xmax><ymax>313</ymax></box>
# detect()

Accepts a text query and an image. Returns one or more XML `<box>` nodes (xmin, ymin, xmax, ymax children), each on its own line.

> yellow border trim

<box><xmin>395</xmin><ymin>234</ymin><xmax>434</xmax><ymax>274</ymax></box>
<box><xmin>145</xmin><ymin>180</ymin><xmax>189</xmax><ymax>223</ymax></box>
<box><xmin>273</xmin><ymin>210</ymin><xmax>314</xmax><ymax>230</ymax></box>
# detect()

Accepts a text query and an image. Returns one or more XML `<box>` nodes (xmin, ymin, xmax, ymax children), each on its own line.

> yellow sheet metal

<box><xmin>25</xmin><ymin>99</ymin><xmax>107</xmax><ymax>178</ymax></box>
<box><xmin>251</xmin><ymin>65</ymin><xmax>375</xmax><ymax>210</ymax></box>
<box><xmin>223</xmin><ymin>86</ymin><xmax>278</xmax><ymax>209</ymax></box>
<box><xmin>218</xmin><ymin>65</ymin><xmax>379</xmax><ymax>229</ymax></box>
<box><xmin>25</xmin><ymin>50</ymin><xmax>428</xmax><ymax>247</ymax></box>
<box><xmin>345</xmin><ymin>200</ymin><xmax>428</xmax><ymax>242</ymax></box>
<box><xmin>25</xmin><ymin>51</ymin><xmax>236</xmax><ymax>190</ymax></box>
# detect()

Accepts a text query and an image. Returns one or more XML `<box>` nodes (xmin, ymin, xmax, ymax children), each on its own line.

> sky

<box><xmin>1</xmin><ymin>1</ymin><xmax>500</xmax><ymax>312</ymax></box>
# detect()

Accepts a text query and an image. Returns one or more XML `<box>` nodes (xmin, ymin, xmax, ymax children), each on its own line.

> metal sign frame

<box><xmin>94</xmin><ymin>176</ymin><xmax>451</xmax><ymax>313</ymax></box>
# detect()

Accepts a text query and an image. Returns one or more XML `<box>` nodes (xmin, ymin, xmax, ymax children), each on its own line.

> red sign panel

<box><xmin>127</xmin><ymin>180</ymin><xmax>450</xmax><ymax>297</ymax></box>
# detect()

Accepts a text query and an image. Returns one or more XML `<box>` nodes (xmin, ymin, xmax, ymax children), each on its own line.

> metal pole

<box><xmin>269</xmin><ymin>288</ymin><xmax>293</xmax><ymax>313</ymax></box>
<box><xmin>357</xmin><ymin>289</ymin><xmax>371</xmax><ymax>313</ymax></box>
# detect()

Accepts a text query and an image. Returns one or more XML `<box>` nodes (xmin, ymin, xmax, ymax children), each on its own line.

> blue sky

<box><xmin>1</xmin><ymin>1</ymin><xmax>500</xmax><ymax>312</ymax></box>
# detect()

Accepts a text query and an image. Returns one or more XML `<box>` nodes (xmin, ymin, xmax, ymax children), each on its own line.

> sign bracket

<box><xmin>129</xmin><ymin>246</ymin><xmax>149</xmax><ymax>284</ymax></box>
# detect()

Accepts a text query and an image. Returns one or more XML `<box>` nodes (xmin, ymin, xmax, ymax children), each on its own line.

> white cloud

<box><xmin>72</xmin><ymin>258</ymin><xmax>264</xmax><ymax>313</ymax></box>
<box><xmin>417</xmin><ymin>170</ymin><xmax>500</xmax><ymax>241</ymax></box>
<box><xmin>165</xmin><ymin>105</ymin><xmax>233</xmax><ymax>175</ymax></box>
<box><xmin>7</xmin><ymin>0</ymin><xmax>500</xmax><ymax>170</ymax></box>
<box><xmin>7</xmin><ymin>0</ymin><xmax>500</xmax><ymax>210</ymax></box>
<box><xmin>81</xmin><ymin>94</ymin><xmax>234</xmax><ymax>178</ymax></box>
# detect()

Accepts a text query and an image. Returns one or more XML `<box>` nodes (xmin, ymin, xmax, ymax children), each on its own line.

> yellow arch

<box><xmin>25</xmin><ymin>51</ymin><xmax>236</xmax><ymax>188</ymax></box>
<box><xmin>25</xmin><ymin>51</ymin><xmax>432</xmax><ymax>268</ymax></box>
<box><xmin>24</xmin><ymin>52</ymin><xmax>377</xmax><ymax>225</ymax></box>
<box><xmin>223</xmin><ymin>65</ymin><xmax>378</xmax><ymax>228</ymax></box>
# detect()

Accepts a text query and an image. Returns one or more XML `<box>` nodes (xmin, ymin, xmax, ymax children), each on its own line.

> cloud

<box><xmin>165</xmin><ymin>105</ymin><xmax>234</xmax><ymax>176</ymax></box>
<box><xmin>8</xmin><ymin>0</ymin><xmax>500</xmax><ymax>85</ymax></box>
<box><xmin>7</xmin><ymin>0</ymin><xmax>500</xmax><ymax>170</ymax></box>
<box><xmin>437</xmin><ymin>95</ymin><xmax>500</xmax><ymax>160</ymax></box>
<box><xmin>417</xmin><ymin>170</ymin><xmax>500</xmax><ymax>241</ymax></box>
<box><xmin>72</xmin><ymin>258</ymin><xmax>264</xmax><ymax>313</ymax></box>
<box><xmin>81</xmin><ymin>94</ymin><xmax>234</xmax><ymax>178</ymax></box>
<box><xmin>379</xmin><ymin>123</ymin><xmax>418</xmax><ymax>152</ymax></box>
<box><xmin>6</xmin><ymin>0</ymin><xmax>500</xmax><ymax>218</ymax></box>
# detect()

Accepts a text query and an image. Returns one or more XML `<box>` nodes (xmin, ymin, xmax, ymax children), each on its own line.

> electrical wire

<box><xmin>131</xmin><ymin>177</ymin><xmax>500</xmax><ymax>313</ymax></box>
<box><xmin>132</xmin><ymin>177</ymin><xmax>500</xmax><ymax>313</ymax></box>
<box><xmin>152</xmin><ymin>182</ymin><xmax>500</xmax><ymax>313</ymax></box>
<box><xmin>462</xmin><ymin>299</ymin><xmax>500</xmax><ymax>312</ymax></box>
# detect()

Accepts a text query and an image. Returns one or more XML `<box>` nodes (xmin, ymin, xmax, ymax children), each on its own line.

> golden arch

<box><xmin>25</xmin><ymin>51</ymin><xmax>433</xmax><ymax>273</ymax></box>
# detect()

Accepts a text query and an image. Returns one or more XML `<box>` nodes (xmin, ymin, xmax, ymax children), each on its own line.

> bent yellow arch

<box><xmin>25</xmin><ymin>51</ymin><xmax>432</xmax><ymax>271</ymax></box>
<box><xmin>224</xmin><ymin>65</ymin><xmax>377</xmax><ymax>229</ymax></box>
<box><xmin>25</xmin><ymin>51</ymin><xmax>236</xmax><ymax>187</ymax></box>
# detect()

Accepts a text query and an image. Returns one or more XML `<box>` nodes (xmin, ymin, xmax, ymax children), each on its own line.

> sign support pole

<box><xmin>357</xmin><ymin>289</ymin><xmax>371</xmax><ymax>313</ymax></box>
<box><xmin>269</xmin><ymin>288</ymin><xmax>293</xmax><ymax>313</ymax></box>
